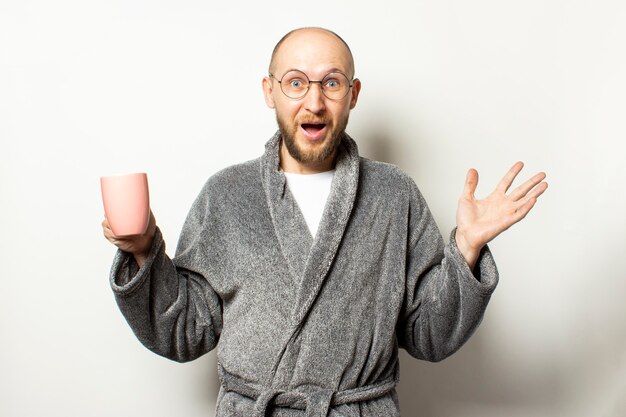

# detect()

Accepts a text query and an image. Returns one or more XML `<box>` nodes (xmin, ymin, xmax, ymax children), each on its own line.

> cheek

<box><xmin>329</xmin><ymin>103</ymin><xmax>351</xmax><ymax>122</ymax></box>
<box><xmin>275</xmin><ymin>100</ymin><xmax>301</xmax><ymax>121</ymax></box>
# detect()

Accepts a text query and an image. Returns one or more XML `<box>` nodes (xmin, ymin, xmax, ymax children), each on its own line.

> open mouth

<box><xmin>300</xmin><ymin>123</ymin><xmax>327</xmax><ymax>141</ymax></box>
<box><xmin>301</xmin><ymin>123</ymin><xmax>326</xmax><ymax>134</ymax></box>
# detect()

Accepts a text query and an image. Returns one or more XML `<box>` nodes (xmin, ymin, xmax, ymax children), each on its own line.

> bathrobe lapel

<box><xmin>261</xmin><ymin>132</ymin><xmax>314</xmax><ymax>283</ymax></box>
<box><xmin>261</xmin><ymin>131</ymin><xmax>360</xmax><ymax>325</ymax></box>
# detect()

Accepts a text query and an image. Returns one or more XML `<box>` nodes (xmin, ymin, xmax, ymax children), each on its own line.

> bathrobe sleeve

<box><xmin>109</xmin><ymin>183</ymin><xmax>223</xmax><ymax>363</ymax></box>
<box><xmin>396</xmin><ymin>177</ymin><xmax>499</xmax><ymax>362</ymax></box>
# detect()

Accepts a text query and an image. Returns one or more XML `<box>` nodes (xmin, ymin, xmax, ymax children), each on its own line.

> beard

<box><xmin>276</xmin><ymin>112</ymin><xmax>349</xmax><ymax>165</ymax></box>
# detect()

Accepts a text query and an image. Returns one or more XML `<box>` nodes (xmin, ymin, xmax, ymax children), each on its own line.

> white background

<box><xmin>1</xmin><ymin>1</ymin><xmax>625</xmax><ymax>416</ymax></box>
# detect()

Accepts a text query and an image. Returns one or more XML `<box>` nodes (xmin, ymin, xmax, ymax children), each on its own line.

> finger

<box><xmin>515</xmin><ymin>181</ymin><xmax>548</xmax><ymax>207</ymax></box>
<box><xmin>463</xmin><ymin>168</ymin><xmax>479</xmax><ymax>199</ymax></box>
<box><xmin>102</xmin><ymin>218</ymin><xmax>122</xmax><ymax>241</ymax></box>
<box><xmin>509</xmin><ymin>172</ymin><xmax>547</xmax><ymax>201</ymax></box>
<box><xmin>496</xmin><ymin>161</ymin><xmax>524</xmax><ymax>194</ymax></box>
<box><xmin>512</xmin><ymin>197</ymin><xmax>537</xmax><ymax>223</ymax></box>
<box><xmin>528</xmin><ymin>181</ymin><xmax>549</xmax><ymax>199</ymax></box>
<box><xmin>103</xmin><ymin>225</ymin><xmax>115</xmax><ymax>240</ymax></box>
<box><xmin>513</xmin><ymin>179</ymin><xmax>549</xmax><ymax>213</ymax></box>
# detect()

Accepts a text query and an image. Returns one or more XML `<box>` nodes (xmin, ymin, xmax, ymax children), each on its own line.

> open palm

<box><xmin>455</xmin><ymin>162</ymin><xmax>548</xmax><ymax>268</ymax></box>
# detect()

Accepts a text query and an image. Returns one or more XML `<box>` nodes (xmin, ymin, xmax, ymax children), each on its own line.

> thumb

<box><xmin>463</xmin><ymin>168</ymin><xmax>479</xmax><ymax>199</ymax></box>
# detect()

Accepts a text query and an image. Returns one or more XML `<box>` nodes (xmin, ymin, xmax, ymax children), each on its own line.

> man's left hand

<box><xmin>454</xmin><ymin>161</ymin><xmax>548</xmax><ymax>271</ymax></box>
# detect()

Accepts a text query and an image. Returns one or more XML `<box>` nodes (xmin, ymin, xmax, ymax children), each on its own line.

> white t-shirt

<box><xmin>283</xmin><ymin>169</ymin><xmax>335</xmax><ymax>238</ymax></box>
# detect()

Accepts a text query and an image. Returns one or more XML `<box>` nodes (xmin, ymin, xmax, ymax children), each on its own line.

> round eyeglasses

<box><xmin>269</xmin><ymin>70</ymin><xmax>354</xmax><ymax>100</ymax></box>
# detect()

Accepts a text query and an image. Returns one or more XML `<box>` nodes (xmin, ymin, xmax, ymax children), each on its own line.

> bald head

<box><xmin>268</xmin><ymin>27</ymin><xmax>355</xmax><ymax>79</ymax></box>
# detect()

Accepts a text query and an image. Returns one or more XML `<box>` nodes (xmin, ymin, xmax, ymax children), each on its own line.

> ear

<box><xmin>349</xmin><ymin>78</ymin><xmax>361</xmax><ymax>110</ymax></box>
<box><xmin>262</xmin><ymin>76</ymin><xmax>276</xmax><ymax>109</ymax></box>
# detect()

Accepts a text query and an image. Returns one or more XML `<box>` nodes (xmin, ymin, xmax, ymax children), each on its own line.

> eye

<box><xmin>324</xmin><ymin>78</ymin><xmax>341</xmax><ymax>89</ymax></box>
<box><xmin>288</xmin><ymin>79</ymin><xmax>306</xmax><ymax>88</ymax></box>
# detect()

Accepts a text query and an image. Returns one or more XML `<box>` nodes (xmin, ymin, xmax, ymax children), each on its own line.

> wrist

<box><xmin>455</xmin><ymin>228</ymin><xmax>482</xmax><ymax>271</ymax></box>
<box><xmin>133</xmin><ymin>252</ymin><xmax>148</xmax><ymax>268</ymax></box>
<box><xmin>132</xmin><ymin>228</ymin><xmax>156</xmax><ymax>268</ymax></box>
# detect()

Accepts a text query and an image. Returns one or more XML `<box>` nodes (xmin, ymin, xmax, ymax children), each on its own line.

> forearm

<box><xmin>110</xmin><ymin>227</ymin><xmax>222</xmax><ymax>362</ymax></box>
<box><xmin>400</xmin><ymin>230</ymin><xmax>498</xmax><ymax>362</ymax></box>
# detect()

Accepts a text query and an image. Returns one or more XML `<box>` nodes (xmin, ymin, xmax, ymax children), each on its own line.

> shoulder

<box><xmin>358</xmin><ymin>157</ymin><xmax>429</xmax><ymax>212</ymax></box>
<box><xmin>359</xmin><ymin>157</ymin><xmax>416</xmax><ymax>194</ymax></box>
<box><xmin>201</xmin><ymin>157</ymin><xmax>262</xmax><ymax>193</ymax></box>
<box><xmin>189</xmin><ymin>157</ymin><xmax>264</xmax><ymax>211</ymax></box>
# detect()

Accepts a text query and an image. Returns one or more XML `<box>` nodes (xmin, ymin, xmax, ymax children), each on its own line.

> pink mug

<box><xmin>100</xmin><ymin>172</ymin><xmax>150</xmax><ymax>236</ymax></box>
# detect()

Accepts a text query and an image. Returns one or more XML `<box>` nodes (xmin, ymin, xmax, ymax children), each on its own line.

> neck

<box><xmin>279</xmin><ymin>141</ymin><xmax>337</xmax><ymax>174</ymax></box>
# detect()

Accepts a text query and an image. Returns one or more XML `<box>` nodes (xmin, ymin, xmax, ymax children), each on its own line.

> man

<box><xmin>103</xmin><ymin>27</ymin><xmax>547</xmax><ymax>416</ymax></box>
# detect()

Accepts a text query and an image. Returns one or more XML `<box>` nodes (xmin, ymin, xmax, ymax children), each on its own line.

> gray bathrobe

<box><xmin>110</xmin><ymin>131</ymin><xmax>499</xmax><ymax>417</ymax></box>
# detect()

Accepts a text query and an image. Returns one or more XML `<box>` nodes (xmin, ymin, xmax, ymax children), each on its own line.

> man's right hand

<box><xmin>102</xmin><ymin>210</ymin><xmax>157</xmax><ymax>268</ymax></box>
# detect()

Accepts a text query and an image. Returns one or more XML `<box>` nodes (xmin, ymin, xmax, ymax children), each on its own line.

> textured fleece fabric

<box><xmin>109</xmin><ymin>131</ymin><xmax>499</xmax><ymax>417</ymax></box>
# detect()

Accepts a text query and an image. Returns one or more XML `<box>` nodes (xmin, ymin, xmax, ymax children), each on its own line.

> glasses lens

<box><xmin>322</xmin><ymin>73</ymin><xmax>350</xmax><ymax>100</ymax></box>
<box><xmin>280</xmin><ymin>70</ymin><xmax>309</xmax><ymax>99</ymax></box>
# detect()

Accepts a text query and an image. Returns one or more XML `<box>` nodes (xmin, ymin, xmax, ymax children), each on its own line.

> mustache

<box><xmin>296</xmin><ymin>115</ymin><xmax>332</xmax><ymax>125</ymax></box>
<box><xmin>298</xmin><ymin>118</ymin><xmax>330</xmax><ymax>125</ymax></box>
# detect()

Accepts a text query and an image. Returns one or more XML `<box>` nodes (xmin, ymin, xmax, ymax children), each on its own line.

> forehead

<box><xmin>273</xmin><ymin>30</ymin><xmax>352</xmax><ymax>77</ymax></box>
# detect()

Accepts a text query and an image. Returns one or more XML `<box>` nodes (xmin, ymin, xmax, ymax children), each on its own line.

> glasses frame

<box><xmin>269</xmin><ymin>69</ymin><xmax>355</xmax><ymax>101</ymax></box>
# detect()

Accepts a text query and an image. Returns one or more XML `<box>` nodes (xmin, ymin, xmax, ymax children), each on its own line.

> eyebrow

<box><xmin>282</xmin><ymin>67</ymin><xmax>349</xmax><ymax>78</ymax></box>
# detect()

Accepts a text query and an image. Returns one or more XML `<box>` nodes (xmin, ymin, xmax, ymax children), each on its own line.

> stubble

<box><xmin>276</xmin><ymin>113</ymin><xmax>349</xmax><ymax>165</ymax></box>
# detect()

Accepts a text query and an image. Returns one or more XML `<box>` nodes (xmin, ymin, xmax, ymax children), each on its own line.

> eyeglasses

<box><xmin>269</xmin><ymin>69</ymin><xmax>354</xmax><ymax>100</ymax></box>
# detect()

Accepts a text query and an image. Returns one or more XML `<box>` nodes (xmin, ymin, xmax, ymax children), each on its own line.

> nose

<box><xmin>303</xmin><ymin>81</ymin><xmax>326</xmax><ymax>114</ymax></box>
